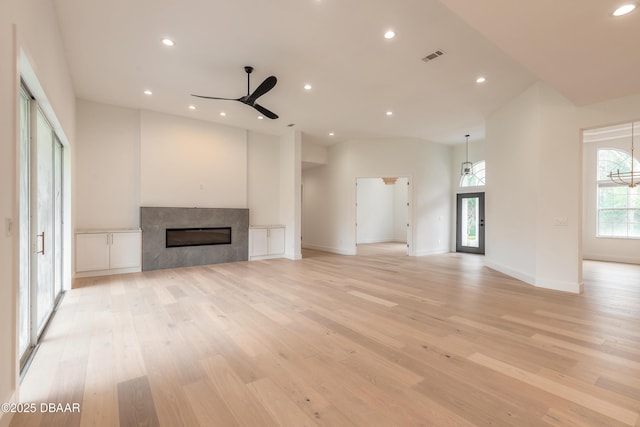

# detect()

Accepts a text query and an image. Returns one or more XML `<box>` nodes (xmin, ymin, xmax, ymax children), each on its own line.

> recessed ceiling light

<box><xmin>188</xmin><ymin>105</ymin><xmax>196</xmax><ymax>110</ymax></box>
<box><xmin>384</xmin><ymin>30</ymin><xmax>396</xmax><ymax>39</ymax></box>
<box><xmin>329</xmin><ymin>132</ymin><xmax>335</xmax><ymax>136</ymax></box>
<box><xmin>386</xmin><ymin>111</ymin><xmax>393</xmax><ymax>116</ymax></box>
<box><xmin>304</xmin><ymin>84</ymin><xmax>312</xmax><ymax>90</ymax></box>
<box><xmin>143</xmin><ymin>90</ymin><xmax>152</xmax><ymax>95</ymax></box>
<box><xmin>161</xmin><ymin>38</ymin><xmax>175</xmax><ymax>46</ymax></box>
<box><xmin>613</xmin><ymin>3</ymin><xmax>636</xmax><ymax>16</ymax></box>
<box><xmin>219</xmin><ymin>112</ymin><xmax>226</xmax><ymax>116</ymax></box>
<box><xmin>258</xmin><ymin>116</ymin><xmax>264</xmax><ymax>120</ymax></box>
<box><xmin>476</xmin><ymin>76</ymin><xmax>486</xmax><ymax>83</ymax></box>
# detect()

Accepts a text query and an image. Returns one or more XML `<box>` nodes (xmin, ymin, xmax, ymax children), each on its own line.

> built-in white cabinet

<box><xmin>249</xmin><ymin>225</ymin><xmax>285</xmax><ymax>260</ymax></box>
<box><xmin>75</xmin><ymin>229</ymin><xmax>142</xmax><ymax>277</ymax></box>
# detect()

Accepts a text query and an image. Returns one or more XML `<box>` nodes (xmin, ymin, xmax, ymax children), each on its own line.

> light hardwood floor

<box><xmin>10</xmin><ymin>250</ymin><xmax>640</xmax><ymax>427</ymax></box>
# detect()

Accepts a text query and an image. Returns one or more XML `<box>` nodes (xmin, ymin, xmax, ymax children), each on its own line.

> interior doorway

<box><xmin>356</xmin><ymin>177</ymin><xmax>411</xmax><ymax>255</ymax></box>
<box><xmin>456</xmin><ymin>192</ymin><xmax>485</xmax><ymax>254</ymax></box>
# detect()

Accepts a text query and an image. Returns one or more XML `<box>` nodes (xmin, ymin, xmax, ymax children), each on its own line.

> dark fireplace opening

<box><xmin>166</xmin><ymin>227</ymin><xmax>232</xmax><ymax>248</ymax></box>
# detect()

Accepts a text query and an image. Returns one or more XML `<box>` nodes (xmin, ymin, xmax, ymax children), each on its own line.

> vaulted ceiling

<box><xmin>53</xmin><ymin>0</ymin><xmax>639</xmax><ymax>146</ymax></box>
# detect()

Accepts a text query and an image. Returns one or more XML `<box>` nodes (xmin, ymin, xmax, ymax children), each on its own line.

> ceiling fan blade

<box><xmin>246</xmin><ymin>76</ymin><xmax>277</xmax><ymax>103</ymax></box>
<box><xmin>253</xmin><ymin>103</ymin><xmax>279</xmax><ymax>120</ymax></box>
<box><xmin>191</xmin><ymin>94</ymin><xmax>239</xmax><ymax>101</ymax></box>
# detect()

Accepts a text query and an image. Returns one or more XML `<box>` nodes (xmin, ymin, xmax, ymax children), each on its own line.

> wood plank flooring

<box><xmin>10</xmin><ymin>250</ymin><xmax>640</xmax><ymax>427</ymax></box>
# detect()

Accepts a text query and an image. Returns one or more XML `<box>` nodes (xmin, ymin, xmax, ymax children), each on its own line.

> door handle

<box><xmin>37</xmin><ymin>232</ymin><xmax>45</xmax><ymax>255</ymax></box>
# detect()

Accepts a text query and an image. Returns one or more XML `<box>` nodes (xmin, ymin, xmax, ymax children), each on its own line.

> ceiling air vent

<box><xmin>422</xmin><ymin>49</ymin><xmax>445</xmax><ymax>62</ymax></box>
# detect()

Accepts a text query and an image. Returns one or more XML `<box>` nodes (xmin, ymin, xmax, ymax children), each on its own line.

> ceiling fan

<box><xmin>192</xmin><ymin>66</ymin><xmax>279</xmax><ymax>119</ymax></box>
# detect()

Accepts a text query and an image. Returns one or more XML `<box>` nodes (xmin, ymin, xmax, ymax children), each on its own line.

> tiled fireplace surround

<box><xmin>140</xmin><ymin>207</ymin><xmax>249</xmax><ymax>271</ymax></box>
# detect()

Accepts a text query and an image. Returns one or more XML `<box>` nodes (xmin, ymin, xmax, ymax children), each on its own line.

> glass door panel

<box><xmin>19</xmin><ymin>89</ymin><xmax>31</xmax><ymax>358</ymax></box>
<box><xmin>54</xmin><ymin>139</ymin><xmax>63</xmax><ymax>297</ymax></box>
<box><xmin>35</xmin><ymin>109</ymin><xmax>55</xmax><ymax>332</ymax></box>
<box><xmin>19</xmin><ymin>85</ymin><xmax>65</xmax><ymax>372</ymax></box>
<box><xmin>456</xmin><ymin>192</ymin><xmax>485</xmax><ymax>254</ymax></box>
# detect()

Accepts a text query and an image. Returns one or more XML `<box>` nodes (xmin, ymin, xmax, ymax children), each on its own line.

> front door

<box><xmin>456</xmin><ymin>192</ymin><xmax>485</xmax><ymax>254</ymax></box>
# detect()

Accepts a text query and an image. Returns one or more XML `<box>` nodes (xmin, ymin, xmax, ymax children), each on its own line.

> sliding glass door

<box><xmin>19</xmin><ymin>86</ymin><xmax>64</xmax><ymax>369</ymax></box>
<box><xmin>18</xmin><ymin>88</ymin><xmax>31</xmax><ymax>360</ymax></box>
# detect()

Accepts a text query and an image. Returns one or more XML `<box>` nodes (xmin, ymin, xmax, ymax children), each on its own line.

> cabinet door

<box><xmin>76</xmin><ymin>233</ymin><xmax>110</xmax><ymax>272</ymax></box>
<box><xmin>268</xmin><ymin>227</ymin><xmax>285</xmax><ymax>255</ymax></box>
<box><xmin>250</xmin><ymin>228</ymin><xmax>269</xmax><ymax>257</ymax></box>
<box><xmin>110</xmin><ymin>232</ymin><xmax>142</xmax><ymax>269</ymax></box>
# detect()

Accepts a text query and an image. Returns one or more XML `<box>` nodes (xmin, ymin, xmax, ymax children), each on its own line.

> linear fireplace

<box><xmin>141</xmin><ymin>207</ymin><xmax>249</xmax><ymax>271</ymax></box>
<box><xmin>166</xmin><ymin>227</ymin><xmax>231</xmax><ymax>248</ymax></box>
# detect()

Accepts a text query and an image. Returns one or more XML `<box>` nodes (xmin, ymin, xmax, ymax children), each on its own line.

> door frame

<box><xmin>354</xmin><ymin>176</ymin><xmax>414</xmax><ymax>256</ymax></box>
<box><xmin>456</xmin><ymin>192</ymin><xmax>485</xmax><ymax>254</ymax></box>
<box><xmin>19</xmin><ymin>83</ymin><xmax>67</xmax><ymax>372</ymax></box>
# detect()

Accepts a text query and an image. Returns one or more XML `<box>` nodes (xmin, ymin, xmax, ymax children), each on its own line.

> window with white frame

<box><xmin>597</xmin><ymin>148</ymin><xmax>640</xmax><ymax>238</ymax></box>
<box><xmin>460</xmin><ymin>160</ymin><xmax>485</xmax><ymax>187</ymax></box>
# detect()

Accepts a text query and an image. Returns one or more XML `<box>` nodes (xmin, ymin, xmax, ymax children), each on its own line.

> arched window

<box><xmin>460</xmin><ymin>160</ymin><xmax>485</xmax><ymax>187</ymax></box>
<box><xmin>597</xmin><ymin>148</ymin><xmax>640</xmax><ymax>238</ymax></box>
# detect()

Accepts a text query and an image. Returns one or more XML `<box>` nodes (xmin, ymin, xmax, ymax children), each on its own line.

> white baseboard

<box><xmin>356</xmin><ymin>237</ymin><xmax>395</xmax><ymax>244</ymax></box>
<box><xmin>302</xmin><ymin>243</ymin><xmax>356</xmax><ymax>255</ymax></box>
<box><xmin>249</xmin><ymin>254</ymin><xmax>284</xmax><ymax>261</ymax></box>
<box><xmin>583</xmin><ymin>253</ymin><xmax>640</xmax><ymax>265</ymax></box>
<box><xmin>284</xmin><ymin>251</ymin><xmax>302</xmax><ymax>261</ymax></box>
<box><xmin>74</xmin><ymin>266</ymin><xmax>141</xmax><ymax>279</ymax></box>
<box><xmin>485</xmin><ymin>260</ymin><xmax>536</xmax><ymax>286</ymax></box>
<box><xmin>485</xmin><ymin>260</ymin><xmax>582</xmax><ymax>294</ymax></box>
<box><xmin>536</xmin><ymin>277</ymin><xmax>584</xmax><ymax>294</ymax></box>
<box><xmin>415</xmin><ymin>248</ymin><xmax>450</xmax><ymax>257</ymax></box>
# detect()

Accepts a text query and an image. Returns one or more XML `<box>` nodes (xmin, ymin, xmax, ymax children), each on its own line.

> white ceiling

<box><xmin>438</xmin><ymin>0</ymin><xmax>640</xmax><ymax>106</ymax></box>
<box><xmin>52</xmin><ymin>0</ymin><xmax>638</xmax><ymax>146</ymax></box>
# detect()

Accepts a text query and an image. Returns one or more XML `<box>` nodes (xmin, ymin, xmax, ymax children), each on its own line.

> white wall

<box><xmin>140</xmin><ymin>110</ymin><xmax>247</xmax><ymax>208</ymax></box>
<box><xmin>1</xmin><ymin>0</ymin><xmax>76</xmax><ymax>425</ymax></box>
<box><xmin>247</xmin><ymin>131</ymin><xmax>281</xmax><ymax>225</ymax></box>
<box><xmin>486</xmin><ymin>85</ymin><xmax>540</xmax><ymax>285</ymax></box>
<box><xmin>302</xmin><ymin>138</ymin><xmax>451</xmax><ymax>256</ymax></box>
<box><xmin>393</xmin><ymin>177</ymin><xmax>409</xmax><ymax>242</ymax></box>
<box><xmin>486</xmin><ymin>81</ymin><xmax>582</xmax><ymax>293</ymax></box>
<box><xmin>356</xmin><ymin>177</ymin><xmax>408</xmax><ymax>244</ymax></box>
<box><xmin>356</xmin><ymin>178</ymin><xmax>395</xmax><ymax>243</ymax></box>
<box><xmin>279</xmin><ymin>130</ymin><xmax>302</xmax><ymax>260</ymax></box>
<box><xmin>0</xmin><ymin>14</ymin><xmax>18</xmax><ymax>425</ymax></box>
<box><xmin>535</xmin><ymin>83</ymin><xmax>581</xmax><ymax>291</ymax></box>
<box><xmin>76</xmin><ymin>100</ymin><xmax>140</xmax><ymax>229</ymax></box>
<box><xmin>76</xmin><ymin>105</ymin><xmax>288</xmax><ymax>230</ymax></box>
<box><xmin>486</xmin><ymin>80</ymin><xmax>640</xmax><ymax>293</ymax></box>
<box><xmin>301</xmin><ymin>137</ymin><xmax>328</xmax><ymax>167</ymax></box>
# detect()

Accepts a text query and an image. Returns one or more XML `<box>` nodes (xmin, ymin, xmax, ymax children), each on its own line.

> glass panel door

<box><xmin>19</xmin><ymin>86</ymin><xmax>65</xmax><ymax>371</ymax></box>
<box><xmin>54</xmin><ymin>138</ymin><xmax>63</xmax><ymax>297</ymax></box>
<box><xmin>35</xmin><ymin>109</ymin><xmax>55</xmax><ymax>332</ymax></box>
<box><xmin>18</xmin><ymin>89</ymin><xmax>31</xmax><ymax>359</ymax></box>
<box><xmin>456</xmin><ymin>192</ymin><xmax>485</xmax><ymax>254</ymax></box>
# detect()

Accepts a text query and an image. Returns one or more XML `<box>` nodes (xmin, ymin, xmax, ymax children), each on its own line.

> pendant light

<box><xmin>461</xmin><ymin>134</ymin><xmax>472</xmax><ymax>176</ymax></box>
<box><xmin>609</xmin><ymin>122</ymin><xmax>639</xmax><ymax>188</ymax></box>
